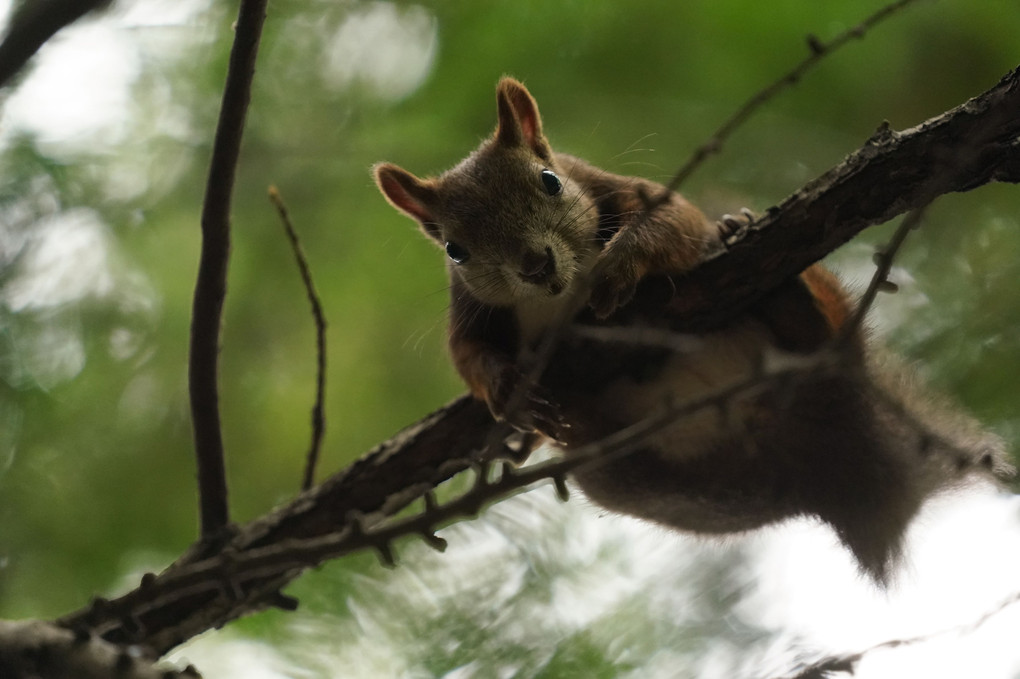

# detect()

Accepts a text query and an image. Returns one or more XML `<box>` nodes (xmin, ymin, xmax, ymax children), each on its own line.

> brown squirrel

<box><xmin>374</xmin><ymin>77</ymin><xmax>1012</xmax><ymax>583</ymax></box>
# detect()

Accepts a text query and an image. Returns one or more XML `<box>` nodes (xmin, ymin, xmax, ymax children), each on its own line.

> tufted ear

<box><xmin>494</xmin><ymin>77</ymin><xmax>552</xmax><ymax>161</ymax></box>
<box><xmin>373</xmin><ymin>162</ymin><xmax>442</xmax><ymax>242</ymax></box>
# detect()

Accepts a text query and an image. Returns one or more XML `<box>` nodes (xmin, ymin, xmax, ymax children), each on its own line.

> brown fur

<box><xmin>374</xmin><ymin>77</ymin><xmax>1012</xmax><ymax>584</ymax></box>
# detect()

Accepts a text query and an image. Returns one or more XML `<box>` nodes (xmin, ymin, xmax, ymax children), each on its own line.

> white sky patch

<box><xmin>1</xmin><ymin>23</ymin><xmax>140</xmax><ymax>151</ymax></box>
<box><xmin>0</xmin><ymin>0</ymin><xmax>211</xmax><ymax>155</ymax></box>
<box><xmin>322</xmin><ymin>2</ymin><xmax>438</xmax><ymax>101</ymax></box>
<box><xmin>168</xmin><ymin>638</ymin><xmax>298</xmax><ymax>679</ymax></box>
<box><xmin>115</xmin><ymin>0</ymin><xmax>212</xmax><ymax>28</ymax></box>
<box><xmin>5</xmin><ymin>318</ymin><xmax>86</xmax><ymax>389</ymax></box>
<box><xmin>3</xmin><ymin>208</ymin><xmax>116</xmax><ymax>311</ymax></box>
<box><xmin>741</xmin><ymin>487</ymin><xmax>1020</xmax><ymax>678</ymax></box>
<box><xmin>0</xmin><ymin>0</ymin><xmax>15</xmax><ymax>31</ymax></box>
<box><xmin>0</xmin><ymin>203</ymin><xmax>158</xmax><ymax>387</ymax></box>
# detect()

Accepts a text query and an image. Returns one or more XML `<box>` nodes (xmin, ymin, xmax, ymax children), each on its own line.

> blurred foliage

<box><xmin>1</xmin><ymin>0</ymin><xmax>1019</xmax><ymax>675</ymax></box>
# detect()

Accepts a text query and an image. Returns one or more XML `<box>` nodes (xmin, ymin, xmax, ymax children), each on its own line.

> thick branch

<box><xmin>636</xmin><ymin>65</ymin><xmax>1020</xmax><ymax>331</ymax></box>
<box><xmin>61</xmin><ymin>395</ymin><xmax>493</xmax><ymax>652</ymax></box>
<box><xmin>65</xmin><ymin>63</ymin><xmax>1020</xmax><ymax>655</ymax></box>
<box><xmin>0</xmin><ymin>619</ymin><xmax>200</xmax><ymax>678</ymax></box>
<box><xmin>189</xmin><ymin>0</ymin><xmax>268</xmax><ymax>538</ymax></box>
<box><xmin>0</xmin><ymin>0</ymin><xmax>110</xmax><ymax>89</ymax></box>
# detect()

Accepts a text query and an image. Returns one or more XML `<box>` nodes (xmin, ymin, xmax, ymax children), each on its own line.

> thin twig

<box><xmin>837</xmin><ymin>205</ymin><xmax>927</xmax><ymax>347</ymax></box>
<box><xmin>832</xmin><ymin>206</ymin><xmax>1011</xmax><ymax>478</ymax></box>
<box><xmin>189</xmin><ymin>0</ymin><xmax>269</xmax><ymax>539</ymax></box>
<box><xmin>268</xmin><ymin>186</ymin><xmax>328</xmax><ymax>491</ymax></box>
<box><xmin>658</xmin><ymin>0</ymin><xmax>922</xmax><ymax>196</ymax></box>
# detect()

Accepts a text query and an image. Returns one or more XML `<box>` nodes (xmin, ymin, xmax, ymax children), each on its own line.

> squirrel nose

<box><xmin>519</xmin><ymin>247</ymin><xmax>556</xmax><ymax>283</ymax></box>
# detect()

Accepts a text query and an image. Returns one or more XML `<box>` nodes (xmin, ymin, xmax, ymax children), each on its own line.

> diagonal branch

<box><xmin>189</xmin><ymin>0</ymin><xmax>269</xmax><ymax>539</ymax></box>
<box><xmin>0</xmin><ymin>619</ymin><xmax>201</xmax><ymax>678</ymax></box>
<box><xmin>624</xmin><ymin>65</ymin><xmax>1020</xmax><ymax>333</ymax></box>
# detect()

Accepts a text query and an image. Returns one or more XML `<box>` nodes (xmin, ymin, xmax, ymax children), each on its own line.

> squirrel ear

<box><xmin>374</xmin><ymin>163</ymin><xmax>442</xmax><ymax>241</ymax></box>
<box><xmin>494</xmin><ymin>77</ymin><xmax>552</xmax><ymax>161</ymax></box>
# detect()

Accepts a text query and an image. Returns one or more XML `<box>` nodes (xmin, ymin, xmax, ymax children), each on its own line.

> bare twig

<box><xmin>190</xmin><ymin>0</ymin><xmax>269</xmax><ymax>538</ymax></box>
<box><xmin>0</xmin><ymin>0</ymin><xmax>111</xmax><ymax>89</ymax></box>
<box><xmin>831</xmin><ymin>206</ymin><xmax>1011</xmax><ymax>477</ymax></box>
<box><xmin>657</xmin><ymin>0</ymin><xmax>922</xmax><ymax>196</ymax></box>
<box><xmin>837</xmin><ymin>206</ymin><xmax>927</xmax><ymax>347</ymax></box>
<box><xmin>268</xmin><ymin>186</ymin><xmax>328</xmax><ymax>491</ymax></box>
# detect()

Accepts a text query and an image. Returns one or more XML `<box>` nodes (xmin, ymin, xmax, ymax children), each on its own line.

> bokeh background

<box><xmin>1</xmin><ymin>1</ymin><xmax>1019</xmax><ymax>677</ymax></box>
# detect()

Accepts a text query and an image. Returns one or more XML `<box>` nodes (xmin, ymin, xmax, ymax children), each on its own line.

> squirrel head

<box><xmin>374</xmin><ymin>77</ymin><xmax>601</xmax><ymax>307</ymax></box>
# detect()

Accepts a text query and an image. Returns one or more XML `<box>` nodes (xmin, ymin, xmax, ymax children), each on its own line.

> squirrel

<box><xmin>374</xmin><ymin>77</ymin><xmax>1013</xmax><ymax>584</ymax></box>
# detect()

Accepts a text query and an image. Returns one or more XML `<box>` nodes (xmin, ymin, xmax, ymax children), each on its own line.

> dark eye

<box><xmin>540</xmin><ymin>169</ymin><xmax>562</xmax><ymax>196</ymax></box>
<box><xmin>445</xmin><ymin>241</ymin><xmax>470</xmax><ymax>264</ymax></box>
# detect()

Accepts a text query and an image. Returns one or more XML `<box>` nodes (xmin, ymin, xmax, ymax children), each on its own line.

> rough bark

<box><xmin>0</xmin><ymin>619</ymin><xmax>201</xmax><ymax>678</ymax></box>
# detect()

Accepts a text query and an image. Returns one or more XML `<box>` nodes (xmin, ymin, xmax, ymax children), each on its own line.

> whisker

<box><xmin>609</xmin><ymin>132</ymin><xmax>658</xmax><ymax>163</ymax></box>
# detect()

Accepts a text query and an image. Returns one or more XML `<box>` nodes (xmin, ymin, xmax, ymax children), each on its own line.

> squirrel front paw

<box><xmin>588</xmin><ymin>247</ymin><xmax>640</xmax><ymax>320</ymax></box>
<box><xmin>489</xmin><ymin>366</ymin><xmax>569</xmax><ymax>441</ymax></box>
<box><xmin>716</xmin><ymin>207</ymin><xmax>758</xmax><ymax>245</ymax></box>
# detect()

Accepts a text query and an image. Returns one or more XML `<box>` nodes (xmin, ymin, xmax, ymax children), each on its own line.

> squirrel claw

<box><xmin>517</xmin><ymin>389</ymin><xmax>570</xmax><ymax>442</ymax></box>
<box><xmin>716</xmin><ymin>207</ymin><xmax>757</xmax><ymax>245</ymax></box>
<box><xmin>589</xmin><ymin>253</ymin><xmax>639</xmax><ymax>319</ymax></box>
<box><xmin>589</xmin><ymin>276</ymin><xmax>637</xmax><ymax>319</ymax></box>
<box><xmin>490</xmin><ymin>367</ymin><xmax>570</xmax><ymax>441</ymax></box>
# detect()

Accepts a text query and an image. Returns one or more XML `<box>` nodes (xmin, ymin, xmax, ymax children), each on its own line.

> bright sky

<box><xmin>1</xmin><ymin>21</ymin><xmax>137</xmax><ymax>149</ymax></box>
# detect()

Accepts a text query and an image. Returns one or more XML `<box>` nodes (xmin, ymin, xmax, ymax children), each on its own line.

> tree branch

<box><xmin>627</xmin><ymin>65</ymin><xmax>1020</xmax><ymax>332</ymax></box>
<box><xmin>0</xmin><ymin>619</ymin><xmax>201</xmax><ymax>678</ymax></box>
<box><xmin>61</xmin><ymin>395</ymin><xmax>493</xmax><ymax>651</ymax></box>
<box><xmin>189</xmin><ymin>0</ymin><xmax>269</xmax><ymax>539</ymax></box>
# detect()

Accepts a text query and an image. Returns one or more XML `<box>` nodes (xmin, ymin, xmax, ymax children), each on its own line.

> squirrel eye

<box><xmin>540</xmin><ymin>169</ymin><xmax>562</xmax><ymax>196</ymax></box>
<box><xmin>445</xmin><ymin>241</ymin><xmax>470</xmax><ymax>264</ymax></box>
